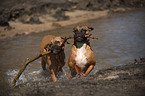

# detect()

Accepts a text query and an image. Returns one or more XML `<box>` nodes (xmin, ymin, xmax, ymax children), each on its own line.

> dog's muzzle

<box><xmin>51</xmin><ymin>45</ymin><xmax>62</xmax><ymax>54</ymax></box>
<box><xmin>74</xmin><ymin>33</ymin><xmax>87</xmax><ymax>42</ymax></box>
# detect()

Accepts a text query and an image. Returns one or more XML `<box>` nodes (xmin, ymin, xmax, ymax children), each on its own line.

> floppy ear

<box><xmin>61</xmin><ymin>36</ymin><xmax>73</xmax><ymax>46</ymax></box>
<box><xmin>44</xmin><ymin>42</ymin><xmax>52</xmax><ymax>49</ymax></box>
<box><xmin>61</xmin><ymin>37</ymin><xmax>64</xmax><ymax>39</ymax></box>
<box><xmin>61</xmin><ymin>37</ymin><xmax>69</xmax><ymax>44</ymax></box>
<box><xmin>88</xmin><ymin>27</ymin><xmax>94</xmax><ymax>31</ymax></box>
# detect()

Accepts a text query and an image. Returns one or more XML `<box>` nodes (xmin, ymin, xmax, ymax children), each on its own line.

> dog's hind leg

<box><xmin>59</xmin><ymin>66</ymin><xmax>63</xmax><ymax>72</ymax></box>
<box><xmin>68</xmin><ymin>66</ymin><xmax>77</xmax><ymax>79</ymax></box>
<box><xmin>41</xmin><ymin>57</ymin><xmax>46</xmax><ymax>70</ymax></box>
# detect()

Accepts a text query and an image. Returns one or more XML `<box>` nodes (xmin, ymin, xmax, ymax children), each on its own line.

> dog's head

<box><xmin>49</xmin><ymin>37</ymin><xmax>64</xmax><ymax>54</ymax></box>
<box><xmin>45</xmin><ymin>36</ymin><xmax>72</xmax><ymax>54</ymax></box>
<box><xmin>73</xmin><ymin>25</ymin><xmax>94</xmax><ymax>42</ymax></box>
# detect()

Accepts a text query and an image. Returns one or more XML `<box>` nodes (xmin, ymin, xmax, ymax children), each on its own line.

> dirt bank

<box><xmin>0</xmin><ymin>9</ymin><xmax>110</xmax><ymax>39</ymax></box>
<box><xmin>0</xmin><ymin>58</ymin><xmax>145</xmax><ymax>96</ymax></box>
<box><xmin>0</xmin><ymin>0</ymin><xmax>145</xmax><ymax>39</ymax></box>
<box><xmin>0</xmin><ymin>8</ymin><xmax>133</xmax><ymax>40</ymax></box>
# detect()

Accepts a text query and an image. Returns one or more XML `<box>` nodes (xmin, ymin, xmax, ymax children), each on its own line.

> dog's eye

<box><xmin>54</xmin><ymin>41</ymin><xmax>60</xmax><ymax>44</ymax></box>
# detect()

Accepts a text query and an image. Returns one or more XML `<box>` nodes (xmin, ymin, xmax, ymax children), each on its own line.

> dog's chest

<box><xmin>75</xmin><ymin>43</ymin><xmax>87</xmax><ymax>69</ymax></box>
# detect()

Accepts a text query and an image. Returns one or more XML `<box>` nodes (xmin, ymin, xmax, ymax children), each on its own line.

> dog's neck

<box><xmin>75</xmin><ymin>42</ymin><xmax>85</xmax><ymax>48</ymax></box>
<box><xmin>74</xmin><ymin>39</ymin><xmax>90</xmax><ymax>48</ymax></box>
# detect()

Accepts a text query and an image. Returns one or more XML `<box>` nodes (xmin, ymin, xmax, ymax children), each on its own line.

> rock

<box><xmin>0</xmin><ymin>9</ymin><xmax>10</xmax><ymax>26</ymax></box>
<box><xmin>19</xmin><ymin>15</ymin><xmax>43</xmax><ymax>24</ymax></box>
<box><xmin>52</xmin><ymin>8</ymin><xmax>69</xmax><ymax>21</ymax></box>
<box><xmin>0</xmin><ymin>0</ymin><xmax>145</xmax><ymax>26</ymax></box>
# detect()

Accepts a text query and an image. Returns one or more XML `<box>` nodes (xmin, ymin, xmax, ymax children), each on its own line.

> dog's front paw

<box><xmin>83</xmin><ymin>74</ymin><xmax>87</xmax><ymax>77</ymax></box>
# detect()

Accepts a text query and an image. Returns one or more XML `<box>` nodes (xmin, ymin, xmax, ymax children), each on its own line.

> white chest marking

<box><xmin>75</xmin><ymin>43</ymin><xmax>87</xmax><ymax>69</ymax></box>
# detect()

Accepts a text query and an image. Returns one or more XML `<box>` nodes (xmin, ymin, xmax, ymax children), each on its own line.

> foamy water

<box><xmin>5</xmin><ymin>67</ymin><xmax>67</xmax><ymax>87</ymax></box>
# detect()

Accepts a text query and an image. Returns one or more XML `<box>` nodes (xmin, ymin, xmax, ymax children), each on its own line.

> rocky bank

<box><xmin>0</xmin><ymin>0</ymin><xmax>145</xmax><ymax>39</ymax></box>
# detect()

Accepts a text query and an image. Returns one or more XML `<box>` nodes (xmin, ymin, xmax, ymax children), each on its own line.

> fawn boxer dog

<box><xmin>40</xmin><ymin>35</ymin><xmax>71</xmax><ymax>82</ymax></box>
<box><xmin>68</xmin><ymin>25</ymin><xmax>96</xmax><ymax>78</ymax></box>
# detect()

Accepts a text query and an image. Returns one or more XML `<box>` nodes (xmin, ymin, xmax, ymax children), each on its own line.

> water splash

<box><xmin>5</xmin><ymin>68</ymin><xmax>67</xmax><ymax>87</ymax></box>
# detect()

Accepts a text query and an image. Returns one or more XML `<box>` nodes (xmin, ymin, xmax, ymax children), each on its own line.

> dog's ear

<box><xmin>45</xmin><ymin>42</ymin><xmax>52</xmax><ymax>49</ymax></box>
<box><xmin>88</xmin><ymin>27</ymin><xmax>94</xmax><ymax>31</ymax></box>
<box><xmin>61</xmin><ymin>37</ymin><xmax>69</xmax><ymax>44</ymax></box>
<box><xmin>49</xmin><ymin>42</ymin><xmax>53</xmax><ymax>47</ymax></box>
<box><xmin>61</xmin><ymin>37</ymin><xmax>65</xmax><ymax>39</ymax></box>
<box><xmin>61</xmin><ymin>36</ymin><xmax>73</xmax><ymax>46</ymax></box>
<box><xmin>73</xmin><ymin>27</ymin><xmax>75</xmax><ymax>32</ymax></box>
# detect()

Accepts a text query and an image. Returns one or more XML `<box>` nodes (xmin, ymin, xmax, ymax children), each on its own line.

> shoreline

<box><xmin>0</xmin><ymin>7</ymin><xmax>134</xmax><ymax>40</ymax></box>
<box><xmin>1</xmin><ymin>58</ymin><xmax>145</xmax><ymax>96</ymax></box>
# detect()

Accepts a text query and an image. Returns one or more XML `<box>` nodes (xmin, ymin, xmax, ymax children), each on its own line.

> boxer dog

<box><xmin>40</xmin><ymin>35</ymin><xmax>71</xmax><ymax>82</ymax></box>
<box><xmin>68</xmin><ymin>25</ymin><xmax>96</xmax><ymax>78</ymax></box>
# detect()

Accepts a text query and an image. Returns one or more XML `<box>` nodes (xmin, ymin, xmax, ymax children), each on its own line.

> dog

<box><xmin>40</xmin><ymin>35</ymin><xmax>71</xmax><ymax>82</ymax></box>
<box><xmin>68</xmin><ymin>25</ymin><xmax>96</xmax><ymax>78</ymax></box>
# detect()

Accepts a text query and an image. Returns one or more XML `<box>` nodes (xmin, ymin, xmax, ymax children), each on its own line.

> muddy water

<box><xmin>0</xmin><ymin>9</ymin><xmax>145</xmax><ymax>90</ymax></box>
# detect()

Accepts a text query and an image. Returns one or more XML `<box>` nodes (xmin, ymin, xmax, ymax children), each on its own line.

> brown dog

<box><xmin>40</xmin><ymin>35</ymin><xmax>71</xmax><ymax>82</ymax></box>
<box><xmin>68</xmin><ymin>25</ymin><xmax>96</xmax><ymax>78</ymax></box>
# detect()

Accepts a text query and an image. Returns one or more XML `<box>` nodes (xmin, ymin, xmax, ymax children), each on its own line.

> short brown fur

<box><xmin>68</xmin><ymin>25</ymin><xmax>96</xmax><ymax>78</ymax></box>
<box><xmin>40</xmin><ymin>35</ymin><xmax>65</xmax><ymax>82</ymax></box>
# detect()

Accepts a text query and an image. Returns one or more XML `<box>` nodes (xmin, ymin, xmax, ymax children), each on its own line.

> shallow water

<box><xmin>0</xmin><ymin>9</ymin><xmax>145</xmax><ymax>90</ymax></box>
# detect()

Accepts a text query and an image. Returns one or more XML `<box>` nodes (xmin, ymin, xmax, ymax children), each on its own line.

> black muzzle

<box><xmin>74</xmin><ymin>32</ymin><xmax>87</xmax><ymax>42</ymax></box>
<box><xmin>51</xmin><ymin>45</ymin><xmax>62</xmax><ymax>54</ymax></box>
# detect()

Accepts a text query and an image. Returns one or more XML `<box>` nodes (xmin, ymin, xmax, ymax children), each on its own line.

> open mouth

<box><xmin>76</xmin><ymin>37</ymin><xmax>83</xmax><ymax>41</ymax></box>
<box><xmin>52</xmin><ymin>50</ymin><xmax>61</xmax><ymax>54</ymax></box>
<box><xmin>51</xmin><ymin>45</ymin><xmax>62</xmax><ymax>54</ymax></box>
<box><xmin>74</xmin><ymin>34</ymin><xmax>89</xmax><ymax>42</ymax></box>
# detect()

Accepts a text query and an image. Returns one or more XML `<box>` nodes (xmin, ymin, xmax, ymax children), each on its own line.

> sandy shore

<box><xmin>0</xmin><ymin>8</ymin><xmax>133</xmax><ymax>40</ymax></box>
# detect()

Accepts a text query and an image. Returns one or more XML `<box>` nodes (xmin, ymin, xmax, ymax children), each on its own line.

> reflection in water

<box><xmin>0</xmin><ymin>9</ymin><xmax>145</xmax><ymax>89</ymax></box>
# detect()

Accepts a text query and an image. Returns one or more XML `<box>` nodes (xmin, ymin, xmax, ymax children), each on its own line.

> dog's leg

<box><xmin>46</xmin><ymin>56</ymin><xmax>57</xmax><ymax>82</ymax></box>
<box><xmin>69</xmin><ymin>67</ymin><xmax>77</xmax><ymax>78</ymax></box>
<box><xmin>83</xmin><ymin>65</ymin><xmax>94</xmax><ymax>76</ymax></box>
<box><xmin>68</xmin><ymin>61</ymin><xmax>73</xmax><ymax>79</ymax></box>
<box><xmin>41</xmin><ymin>56</ymin><xmax>46</xmax><ymax>70</ymax></box>
<box><xmin>68</xmin><ymin>61</ymin><xmax>77</xmax><ymax>79</ymax></box>
<box><xmin>68</xmin><ymin>70</ymin><xmax>72</xmax><ymax>79</ymax></box>
<box><xmin>50</xmin><ymin>69</ymin><xmax>57</xmax><ymax>82</ymax></box>
<box><xmin>74</xmin><ymin>65</ymin><xmax>82</xmax><ymax>74</ymax></box>
<box><xmin>59</xmin><ymin>67</ymin><xmax>63</xmax><ymax>72</ymax></box>
<box><xmin>58</xmin><ymin>52</ymin><xmax>65</xmax><ymax>72</ymax></box>
<box><xmin>68</xmin><ymin>66</ymin><xmax>77</xmax><ymax>79</ymax></box>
